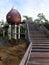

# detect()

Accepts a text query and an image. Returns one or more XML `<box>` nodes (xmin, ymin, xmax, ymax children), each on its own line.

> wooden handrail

<box><xmin>19</xmin><ymin>42</ymin><xmax>32</xmax><ymax>65</ymax></box>
<box><xmin>19</xmin><ymin>21</ymin><xmax>32</xmax><ymax>65</ymax></box>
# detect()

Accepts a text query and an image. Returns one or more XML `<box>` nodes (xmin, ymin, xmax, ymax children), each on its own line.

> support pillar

<box><xmin>11</xmin><ymin>24</ymin><xmax>17</xmax><ymax>40</ymax></box>
<box><xmin>8</xmin><ymin>25</ymin><xmax>11</xmax><ymax>40</ymax></box>
<box><xmin>14</xmin><ymin>25</ymin><xmax>17</xmax><ymax>39</ymax></box>
<box><xmin>18</xmin><ymin>25</ymin><xmax>20</xmax><ymax>39</ymax></box>
<box><xmin>2</xmin><ymin>25</ymin><xmax>5</xmax><ymax>37</ymax></box>
<box><xmin>3</xmin><ymin>29</ymin><xmax>5</xmax><ymax>37</ymax></box>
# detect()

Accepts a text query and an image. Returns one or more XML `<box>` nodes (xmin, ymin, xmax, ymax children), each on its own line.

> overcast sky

<box><xmin>0</xmin><ymin>0</ymin><xmax>49</xmax><ymax>21</ymax></box>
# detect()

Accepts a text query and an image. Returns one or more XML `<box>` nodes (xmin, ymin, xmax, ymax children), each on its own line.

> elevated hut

<box><xmin>6</xmin><ymin>8</ymin><xmax>21</xmax><ymax>40</ymax></box>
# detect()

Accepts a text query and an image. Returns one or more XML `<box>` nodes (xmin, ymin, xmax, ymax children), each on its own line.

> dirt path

<box><xmin>0</xmin><ymin>37</ymin><xmax>26</xmax><ymax>65</ymax></box>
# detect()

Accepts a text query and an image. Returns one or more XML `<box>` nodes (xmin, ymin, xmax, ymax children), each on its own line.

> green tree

<box><xmin>34</xmin><ymin>13</ymin><xmax>49</xmax><ymax>29</ymax></box>
<box><xmin>23</xmin><ymin>16</ymin><xmax>33</xmax><ymax>21</ymax></box>
<box><xmin>34</xmin><ymin>13</ymin><xmax>48</xmax><ymax>24</ymax></box>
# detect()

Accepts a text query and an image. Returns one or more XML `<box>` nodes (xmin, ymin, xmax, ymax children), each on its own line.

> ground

<box><xmin>0</xmin><ymin>37</ymin><xmax>26</xmax><ymax>65</ymax></box>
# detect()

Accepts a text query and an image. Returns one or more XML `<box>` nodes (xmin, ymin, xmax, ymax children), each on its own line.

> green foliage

<box><xmin>34</xmin><ymin>13</ymin><xmax>49</xmax><ymax>24</ymax></box>
<box><xmin>23</xmin><ymin>16</ymin><xmax>33</xmax><ymax>21</ymax></box>
<box><xmin>44</xmin><ymin>22</ymin><xmax>49</xmax><ymax>30</ymax></box>
<box><xmin>0</xmin><ymin>20</ymin><xmax>8</xmax><ymax>36</ymax></box>
<box><xmin>37</xmin><ymin>13</ymin><xmax>46</xmax><ymax>21</ymax></box>
<box><xmin>20</xmin><ymin>24</ymin><xmax>25</xmax><ymax>33</ymax></box>
<box><xmin>0</xmin><ymin>29</ymin><xmax>3</xmax><ymax>36</ymax></box>
<box><xmin>34</xmin><ymin>13</ymin><xmax>49</xmax><ymax>30</ymax></box>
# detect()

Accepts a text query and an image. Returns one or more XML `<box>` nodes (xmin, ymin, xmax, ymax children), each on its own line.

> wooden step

<box><xmin>31</xmin><ymin>49</ymin><xmax>49</xmax><ymax>52</ymax></box>
<box><xmin>31</xmin><ymin>38</ymin><xmax>48</xmax><ymax>40</ymax></box>
<box><xmin>29</xmin><ymin>33</ymin><xmax>47</xmax><ymax>36</ymax></box>
<box><xmin>32</xmin><ymin>45</ymin><xmax>49</xmax><ymax>48</ymax></box>
<box><xmin>29</xmin><ymin>53</ymin><xmax>49</xmax><ymax>64</ymax></box>
<box><xmin>30</xmin><ymin>34</ymin><xmax>46</xmax><ymax>37</ymax></box>
<box><xmin>27</xmin><ymin>61</ymin><xmax>49</xmax><ymax>65</ymax></box>
<box><xmin>29</xmin><ymin>31</ymin><xmax>43</xmax><ymax>33</ymax></box>
<box><xmin>30</xmin><ymin>36</ymin><xmax>47</xmax><ymax>38</ymax></box>
<box><xmin>31</xmin><ymin>40</ymin><xmax>49</xmax><ymax>42</ymax></box>
<box><xmin>30</xmin><ymin>35</ymin><xmax>48</xmax><ymax>38</ymax></box>
<box><xmin>32</xmin><ymin>42</ymin><xmax>49</xmax><ymax>43</ymax></box>
<box><xmin>29</xmin><ymin>57</ymin><xmax>49</xmax><ymax>63</ymax></box>
<box><xmin>30</xmin><ymin>52</ymin><xmax>49</xmax><ymax>58</ymax></box>
<box><xmin>29</xmin><ymin>31</ymin><xmax>45</xmax><ymax>33</ymax></box>
<box><xmin>32</xmin><ymin>44</ymin><xmax>49</xmax><ymax>46</ymax></box>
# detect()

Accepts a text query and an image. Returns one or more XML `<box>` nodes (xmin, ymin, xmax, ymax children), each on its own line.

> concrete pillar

<box><xmin>8</xmin><ymin>25</ymin><xmax>11</xmax><ymax>40</ymax></box>
<box><xmin>18</xmin><ymin>25</ymin><xmax>20</xmax><ymax>39</ymax></box>
<box><xmin>14</xmin><ymin>25</ymin><xmax>17</xmax><ymax>39</ymax></box>
<box><xmin>11</xmin><ymin>25</ymin><xmax>15</xmax><ymax>39</ymax></box>
<box><xmin>11</xmin><ymin>25</ymin><xmax>17</xmax><ymax>40</ymax></box>
<box><xmin>3</xmin><ymin>29</ymin><xmax>5</xmax><ymax>37</ymax></box>
<box><xmin>1</xmin><ymin>25</ymin><xmax>5</xmax><ymax>37</ymax></box>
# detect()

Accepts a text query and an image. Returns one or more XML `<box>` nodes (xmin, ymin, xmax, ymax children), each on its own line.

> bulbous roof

<box><xmin>6</xmin><ymin>8</ymin><xmax>21</xmax><ymax>25</ymax></box>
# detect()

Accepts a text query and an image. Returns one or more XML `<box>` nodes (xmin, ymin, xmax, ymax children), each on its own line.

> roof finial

<box><xmin>12</xmin><ymin>6</ymin><xmax>14</xmax><ymax>9</ymax></box>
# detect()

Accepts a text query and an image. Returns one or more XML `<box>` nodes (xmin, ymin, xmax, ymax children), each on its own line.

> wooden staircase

<box><xmin>26</xmin><ymin>22</ymin><xmax>49</xmax><ymax>65</ymax></box>
<box><xmin>19</xmin><ymin>21</ymin><xmax>49</xmax><ymax>65</ymax></box>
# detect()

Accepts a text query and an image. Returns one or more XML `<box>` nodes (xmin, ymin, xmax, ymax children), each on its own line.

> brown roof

<box><xmin>6</xmin><ymin>8</ymin><xmax>21</xmax><ymax>25</ymax></box>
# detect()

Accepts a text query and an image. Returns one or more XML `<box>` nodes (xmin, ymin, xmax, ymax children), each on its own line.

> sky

<box><xmin>0</xmin><ymin>0</ymin><xmax>49</xmax><ymax>21</ymax></box>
